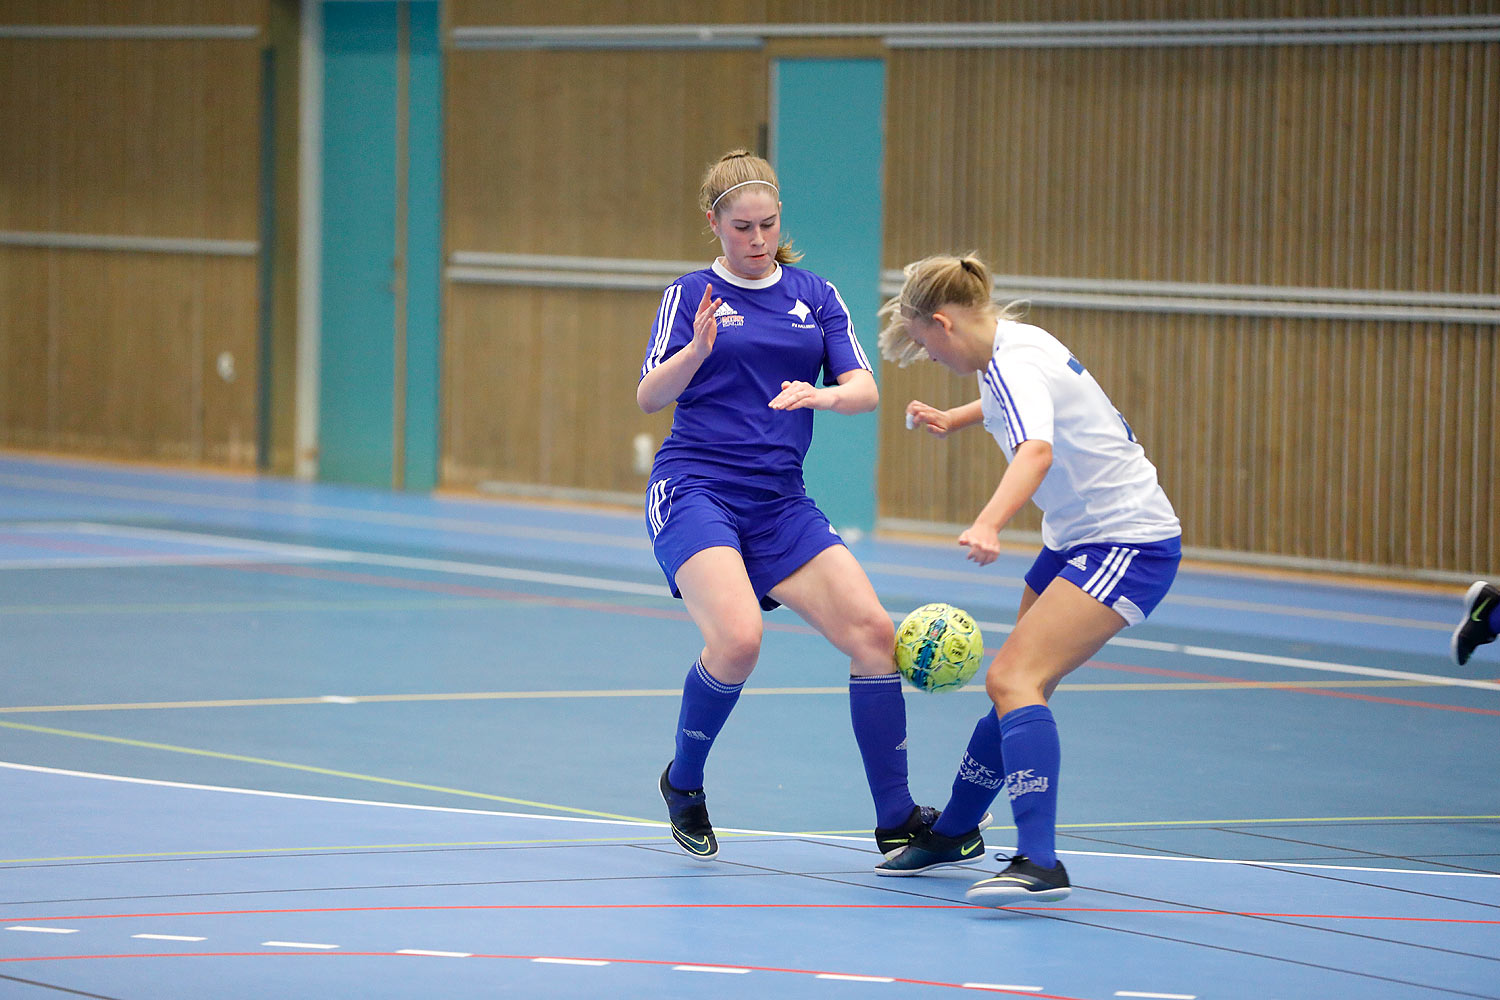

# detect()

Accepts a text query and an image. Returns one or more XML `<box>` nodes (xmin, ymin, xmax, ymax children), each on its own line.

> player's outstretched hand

<box><xmin>768</xmin><ymin>380</ymin><xmax>830</xmax><ymax>411</ymax></box>
<box><xmin>906</xmin><ymin>400</ymin><xmax>952</xmax><ymax>436</ymax></box>
<box><xmin>958</xmin><ymin>524</ymin><xmax>1001</xmax><ymax>566</ymax></box>
<box><xmin>691</xmin><ymin>283</ymin><xmax>723</xmax><ymax>356</ymax></box>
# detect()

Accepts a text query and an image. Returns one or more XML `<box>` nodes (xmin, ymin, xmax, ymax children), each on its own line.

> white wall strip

<box><xmin>448</xmin><ymin>251</ymin><xmax>703</xmax><ymax>291</ymax></box>
<box><xmin>0</xmin><ymin>231</ymin><xmax>257</xmax><ymax>257</ymax></box>
<box><xmin>294</xmin><ymin>0</ymin><xmax>323</xmax><ymax>482</ymax></box>
<box><xmin>451</xmin><ymin>16</ymin><xmax>1500</xmax><ymax>51</ymax></box>
<box><xmin>878</xmin><ymin>271</ymin><xmax>1500</xmax><ymax>325</ymax></box>
<box><xmin>0</xmin><ymin>25</ymin><xmax>260</xmax><ymax>40</ymax></box>
<box><xmin>448</xmin><ymin>251</ymin><xmax>1500</xmax><ymax>325</ymax></box>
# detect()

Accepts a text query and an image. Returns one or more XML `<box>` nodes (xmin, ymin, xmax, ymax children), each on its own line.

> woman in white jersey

<box><xmin>638</xmin><ymin>150</ymin><xmax>933</xmax><ymax>862</ymax></box>
<box><xmin>871</xmin><ymin>254</ymin><xmax>1182</xmax><ymax>905</ymax></box>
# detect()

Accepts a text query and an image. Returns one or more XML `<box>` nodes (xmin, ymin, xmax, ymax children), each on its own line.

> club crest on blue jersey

<box><xmin>713</xmin><ymin>301</ymin><xmax>745</xmax><ymax>327</ymax></box>
<box><xmin>788</xmin><ymin>299</ymin><xmax>814</xmax><ymax>326</ymax></box>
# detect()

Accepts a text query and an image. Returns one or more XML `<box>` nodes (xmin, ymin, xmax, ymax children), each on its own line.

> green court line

<box><xmin>0</xmin><ymin>679</ymin><xmax>1451</xmax><ymax>715</ymax></box>
<box><xmin>0</xmin><ymin>720</ymin><xmax>655</xmax><ymax>825</ymax></box>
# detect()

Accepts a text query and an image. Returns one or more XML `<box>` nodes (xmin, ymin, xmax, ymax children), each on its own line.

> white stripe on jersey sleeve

<box><xmin>823</xmin><ymin>281</ymin><xmax>873</xmax><ymax>372</ymax></box>
<box><xmin>642</xmin><ymin>284</ymin><xmax>683</xmax><ymax>376</ymax></box>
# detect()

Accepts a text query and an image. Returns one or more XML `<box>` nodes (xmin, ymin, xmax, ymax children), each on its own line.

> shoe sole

<box><xmin>875</xmin><ymin>854</ymin><xmax>984</xmax><ymax>877</ymax></box>
<box><xmin>965</xmin><ymin>881</ymin><xmax>1072</xmax><ymax>905</ymax></box>
<box><xmin>659</xmin><ymin>776</ymin><xmax>718</xmax><ymax>861</ymax></box>
<box><xmin>879</xmin><ymin>810</ymin><xmax>995</xmax><ymax>861</ymax></box>
<box><xmin>1452</xmin><ymin>580</ymin><xmax>1490</xmax><ymax>666</ymax></box>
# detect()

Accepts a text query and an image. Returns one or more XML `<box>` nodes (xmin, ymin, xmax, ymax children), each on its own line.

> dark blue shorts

<box><xmin>1023</xmin><ymin>535</ymin><xmax>1182</xmax><ymax>626</ymax></box>
<box><xmin>645</xmin><ymin>476</ymin><xmax>844</xmax><ymax>611</ymax></box>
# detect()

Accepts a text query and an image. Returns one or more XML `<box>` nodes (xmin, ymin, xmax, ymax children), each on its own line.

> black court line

<box><xmin>687</xmin><ymin>847</ymin><xmax>1500</xmax><ymax>1000</ymax></box>
<box><xmin>0</xmin><ymin>973</ymin><xmax>124</xmax><ymax>999</ymax></box>
<box><xmin>1221</xmin><ymin>827</ymin><xmax>1500</xmax><ymax>875</ymax></box>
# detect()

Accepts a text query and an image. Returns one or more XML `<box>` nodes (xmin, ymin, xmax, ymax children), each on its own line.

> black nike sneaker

<box><xmin>659</xmin><ymin>764</ymin><xmax>717</xmax><ymax>860</ymax></box>
<box><xmin>1452</xmin><ymin>581</ymin><xmax>1499</xmax><ymax>666</ymax></box>
<box><xmin>875</xmin><ymin>806</ymin><xmax>994</xmax><ymax>859</ymax></box>
<box><xmin>873</xmin><ymin>826</ymin><xmax>985</xmax><ymax>876</ymax></box>
<box><xmin>965</xmin><ymin>855</ymin><xmax>1072</xmax><ymax>905</ymax></box>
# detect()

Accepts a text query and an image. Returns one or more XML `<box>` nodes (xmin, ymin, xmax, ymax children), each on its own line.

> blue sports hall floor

<box><xmin>1</xmin><ymin>451</ymin><xmax>1496</xmax><ymax>1000</ymax></box>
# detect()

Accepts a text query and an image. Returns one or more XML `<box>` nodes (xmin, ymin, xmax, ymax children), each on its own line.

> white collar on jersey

<box><xmin>712</xmin><ymin>257</ymin><xmax>783</xmax><ymax>290</ymax></box>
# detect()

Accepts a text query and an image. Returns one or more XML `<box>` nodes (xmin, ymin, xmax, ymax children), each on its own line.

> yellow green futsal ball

<box><xmin>894</xmin><ymin>603</ymin><xmax>983</xmax><ymax>693</ymax></box>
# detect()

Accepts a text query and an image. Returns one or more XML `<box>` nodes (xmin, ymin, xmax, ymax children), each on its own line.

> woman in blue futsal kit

<box><xmin>873</xmin><ymin>253</ymin><xmax>1182</xmax><ymax>905</ymax></box>
<box><xmin>638</xmin><ymin>149</ymin><xmax>928</xmax><ymax>861</ymax></box>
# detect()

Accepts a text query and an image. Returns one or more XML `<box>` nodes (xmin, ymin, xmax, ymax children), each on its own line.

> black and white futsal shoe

<box><xmin>965</xmin><ymin>855</ymin><xmax>1072</xmax><ymax>905</ymax></box>
<box><xmin>874</xmin><ymin>826</ymin><xmax>985</xmax><ymax>876</ymax></box>
<box><xmin>659</xmin><ymin>764</ymin><xmax>718</xmax><ymax>861</ymax></box>
<box><xmin>1452</xmin><ymin>580</ymin><xmax>1499</xmax><ymax>666</ymax></box>
<box><xmin>875</xmin><ymin>806</ymin><xmax>994</xmax><ymax>859</ymax></box>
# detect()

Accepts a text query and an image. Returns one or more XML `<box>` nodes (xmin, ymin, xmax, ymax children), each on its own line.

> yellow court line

<box><xmin>0</xmin><ymin>720</ymin><xmax>655</xmax><ymax>825</ymax></box>
<box><xmin>0</xmin><ymin>679</ymin><xmax>1451</xmax><ymax>715</ymax></box>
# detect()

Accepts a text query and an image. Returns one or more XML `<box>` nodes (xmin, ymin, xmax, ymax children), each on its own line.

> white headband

<box><xmin>711</xmin><ymin>179</ymin><xmax>778</xmax><ymax>209</ymax></box>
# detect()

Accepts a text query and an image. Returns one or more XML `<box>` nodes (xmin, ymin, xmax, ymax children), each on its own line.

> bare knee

<box><xmin>848</xmin><ymin>610</ymin><xmax>898</xmax><ymax>677</ymax></box>
<box><xmin>706</xmin><ymin>620</ymin><xmax>762</xmax><ymax>683</ymax></box>
<box><xmin>984</xmin><ymin>656</ymin><xmax>1045</xmax><ymax>714</ymax></box>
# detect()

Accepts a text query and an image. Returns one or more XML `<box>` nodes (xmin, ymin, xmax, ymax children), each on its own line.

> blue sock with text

<box><xmin>999</xmin><ymin>704</ymin><xmax>1062</xmax><ymax>868</ymax></box>
<box><xmin>849</xmin><ymin>673</ymin><xmax>917</xmax><ymax>829</ymax></box>
<box><xmin>932</xmin><ymin>708</ymin><xmax>1004</xmax><ymax>838</ymax></box>
<box><xmin>667</xmin><ymin>658</ymin><xmax>742</xmax><ymax>791</ymax></box>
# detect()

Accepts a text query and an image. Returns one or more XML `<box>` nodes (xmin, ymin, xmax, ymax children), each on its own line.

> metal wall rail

<box><xmin>880</xmin><ymin>272</ymin><xmax>1500</xmax><ymax>326</ymax></box>
<box><xmin>448</xmin><ymin>252</ymin><xmax>1500</xmax><ymax>325</ymax></box>
<box><xmin>447</xmin><ymin>251</ymin><xmax>703</xmax><ymax>292</ymax></box>
<box><xmin>0</xmin><ymin>25</ymin><xmax>260</xmax><ymax>40</ymax></box>
<box><xmin>0</xmin><ymin>231</ymin><xmax>258</xmax><ymax>257</ymax></box>
<box><xmin>452</xmin><ymin>15</ymin><xmax>1500</xmax><ymax>50</ymax></box>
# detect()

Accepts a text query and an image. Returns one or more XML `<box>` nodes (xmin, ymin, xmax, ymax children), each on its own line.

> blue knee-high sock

<box><xmin>667</xmin><ymin>658</ymin><xmax>743</xmax><ymax>791</ymax></box>
<box><xmin>999</xmin><ymin>704</ymin><xmax>1062</xmax><ymax>868</ymax></box>
<box><xmin>849</xmin><ymin>673</ymin><xmax>917</xmax><ymax>829</ymax></box>
<box><xmin>1488</xmin><ymin>602</ymin><xmax>1500</xmax><ymax>635</ymax></box>
<box><xmin>932</xmin><ymin>708</ymin><xmax>1004</xmax><ymax>838</ymax></box>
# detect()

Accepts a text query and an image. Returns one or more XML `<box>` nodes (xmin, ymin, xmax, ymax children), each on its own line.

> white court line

<box><xmin>816</xmin><ymin>973</ymin><xmax>895</xmax><ymax>982</ymax></box>
<box><xmin>672</xmin><ymin>965</ymin><xmax>751</xmax><ymax>974</ymax></box>
<box><xmin>6</xmin><ymin>926</ymin><xmax>78</xmax><ymax>934</ymax></box>
<box><xmin>963</xmin><ymin>985</ymin><xmax>1044</xmax><ymax>993</ymax></box>
<box><xmin>4</xmin><ymin>761</ymin><xmax>1496</xmax><ymax>880</ymax></box>
<box><xmin>263</xmin><ymin>940</ymin><xmax>338</xmax><ymax>949</ymax></box>
<box><xmin>399</xmin><ymin>949</ymin><xmax>472</xmax><ymax>958</ymax></box>
<box><xmin>5</xmin><ymin>524</ymin><xmax>1492</xmax><ymax>693</ymax></box>
<box><xmin>1116</xmin><ymin>992</ymin><xmax>1197</xmax><ymax>999</ymax></box>
<box><xmin>532</xmin><ymin>957</ymin><xmax>608</xmax><ymax>966</ymax></box>
<box><xmin>133</xmin><ymin>934</ymin><xmax>206</xmax><ymax>942</ymax></box>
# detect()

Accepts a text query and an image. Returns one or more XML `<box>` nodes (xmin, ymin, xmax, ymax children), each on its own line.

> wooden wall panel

<box><xmin>880</xmin><ymin>36</ymin><xmax>1498</xmax><ymax>575</ymax></box>
<box><xmin>879</xmin><ymin>307</ymin><xmax>1499</xmax><ymax>575</ymax></box>
<box><xmin>0</xmin><ymin>5</ymin><xmax>266</xmax><ymax>468</ymax></box>
<box><xmin>447</xmin><ymin>48</ymin><xmax>766</xmax><ymax>259</ymax></box>
<box><xmin>443</xmin><ymin>45</ymin><xmax>766</xmax><ymax>494</ymax></box>
<box><xmin>0</xmin><ymin>249</ymin><xmax>259</xmax><ymax>464</ymax></box>
<box><xmin>442</xmin><ymin>284</ymin><xmax>673</xmax><ymax>495</ymax></box>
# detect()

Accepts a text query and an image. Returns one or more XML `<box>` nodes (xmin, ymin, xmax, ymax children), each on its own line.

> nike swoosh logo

<box><xmin>677</xmin><ymin>831</ymin><xmax>712</xmax><ymax>852</ymax></box>
<box><xmin>1473</xmin><ymin>599</ymin><xmax>1494</xmax><ymax>623</ymax></box>
<box><xmin>961</xmin><ymin>839</ymin><xmax>981</xmax><ymax>857</ymax></box>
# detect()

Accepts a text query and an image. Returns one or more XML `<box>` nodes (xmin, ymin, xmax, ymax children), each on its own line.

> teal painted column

<box><xmin>320</xmin><ymin>2</ymin><xmax>397</xmax><ymax>486</ymax></box>
<box><xmin>319</xmin><ymin>1</ymin><xmax>442</xmax><ymax>490</ymax></box>
<box><xmin>774</xmin><ymin>58</ymin><xmax>885</xmax><ymax>536</ymax></box>
<box><xmin>402</xmin><ymin>1</ymin><xmax>442</xmax><ymax>492</ymax></box>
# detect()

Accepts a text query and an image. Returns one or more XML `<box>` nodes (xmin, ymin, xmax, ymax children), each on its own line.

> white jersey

<box><xmin>978</xmin><ymin>319</ymin><xmax>1180</xmax><ymax>550</ymax></box>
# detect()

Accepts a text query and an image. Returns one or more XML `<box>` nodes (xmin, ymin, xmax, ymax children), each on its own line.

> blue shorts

<box><xmin>1023</xmin><ymin>535</ymin><xmax>1181</xmax><ymax>626</ymax></box>
<box><xmin>645</xmin><ymin>476</ymin><xmax>843</xmax><ymax>611</ymax></box>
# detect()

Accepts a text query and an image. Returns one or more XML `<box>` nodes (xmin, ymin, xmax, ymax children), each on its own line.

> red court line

<box><xmin>11</xmin><ymin>903</ymin><xmax>1496</xmax><ymax>925</ymax></box>
<box><xmin>1087</xmin><ymin>661</ymin><xmax>1500</xmax><ymax>717</ymax></box>
<box><xmin>0</xmin><ymin>951</ymin><xmax>1088</xmax><ymax>998</ymax></box>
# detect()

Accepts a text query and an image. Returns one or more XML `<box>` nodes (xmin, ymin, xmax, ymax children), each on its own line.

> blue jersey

<box><xmin>641</xmin><ymin>260</ymin><xmax>872</xmax><ymax>492</ymax></box>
